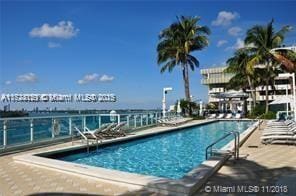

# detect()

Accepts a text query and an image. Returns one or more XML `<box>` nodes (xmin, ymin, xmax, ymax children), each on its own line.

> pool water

<box><xmin>57</xmin><ymin>121</ymin><xmax>253</xmax><ymax>179</ymax></box>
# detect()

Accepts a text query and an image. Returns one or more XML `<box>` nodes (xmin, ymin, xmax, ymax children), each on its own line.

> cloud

<box><xmin>5</xmin><ymin>80</ymin><xmax>12</xmax><ymax>85</ymax></box>
<box><xmin>77</xmin><ymin>73</ymin><xmax>99</xmax><ymax>84</ymax></box>
<box><xmin>225</xmin><ymin>38</ymin><xmax>245</xmax><ymax>51</ymax></box>
<box><xmin>217</xmin><ymin>40</ymin><xmax>228</xmax><ymax>47</ymax></box>
<box><xmin>225</xmin><ymin>38</ymin><xmax>256</xmax><ymax>51</ymax></box>
<box><xmin>99</xmin><ymin>74</ymin><xmax>114</xmax><ymax>82</ymax></box>
<box><xmin>78</xmin><ymin>73</ymin><xmax>115</xmax><ymax>84</ymax></box>
<box><xmin>16</xmin><ymin>73</ymin><xmax>38</xmax><ymax>83</ymax></box>
<box><xmin>48</xmin><ymin>42</ymin><xmax>61</xmax><ymax>48</ymax></box>
<box><xmin>29</xmin><ymin>21</ymin><xmax>79</xmax><ymax>39</ymax></box>
<box><xmin>212</xmin><ymin>11</ymin><xmax>239</xmax><ymax>26</ymax></box>
<box><xmin>228</xmin><ymin>26</ymin><xmax>242</xmax><ymax>36</ymax></box>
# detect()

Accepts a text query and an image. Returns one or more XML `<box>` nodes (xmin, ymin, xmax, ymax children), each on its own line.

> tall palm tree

<box><xmin>245</xmin><ymin>19</ymin><xmax>291</xmax><ymax>113</ymax></box>
<box><xmin>272</xmin><ymin>50</ymin><xmax>296</xmax><ymax>72</ymax></box>
<box><xmin>225</xmin><ymin>48</ymin><xmax>257</xmax><ymax>111</ymax></box>
<box><xmin>157</xmin><ymin>16</ymin><xmax>210</xmax><ymax>101</ymax></box>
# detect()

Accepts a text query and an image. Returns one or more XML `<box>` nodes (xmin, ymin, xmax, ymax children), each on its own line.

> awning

<box><xmin>211</xmin><ymin>90</ymin><xmax>249</xmax><ymax>99</ymax></box>
<box><xmin>269</xmin><ymin>96</ymin><xmax>293</xmax><ymax>105</ymax></box>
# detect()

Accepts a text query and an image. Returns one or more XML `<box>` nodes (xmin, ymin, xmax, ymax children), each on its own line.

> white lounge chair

<box><xmin>217</xmin><ymin>113</ymin><xmax>225</xmax><ymax>119</ymax></box>
<box><xmin>208</xmin><ymin>114</ymin><xmax>216</xmax><ymax>119</ymax></box>
<box><xmin>261</xmin><ymin>121</ymin><xmax>296</xmax><ymax>144</ymax></box>
<box><xmin>74</xmin><ymin>126</ymin><xmax>100</xmax><ymax>145</ymax></box>
<box><xmin>225</xmin><ymin>113</ymin><xmax>232</xmax><ymax>119</ymax></box>
<box><xmin>235</xmin><ymin>113</ymin><xmax>242</xmax><ymax>119</ymax></box>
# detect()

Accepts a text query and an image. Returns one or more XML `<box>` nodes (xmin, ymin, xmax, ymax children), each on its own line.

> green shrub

<box><xmin>191</xmin><ymin>114</ymin><xmax>205</xmax><ymax>120</ymax></box>
<box><xmin>260</xmin><ymin>111</ymin><xmax>276</xmax><ymax>119</ymax></box>
<box><xmin>251</xmin><ymin>104</ymin><xmax>265</xmax><ymax>116</ymax></box>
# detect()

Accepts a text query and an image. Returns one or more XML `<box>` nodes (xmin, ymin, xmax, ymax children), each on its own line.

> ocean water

<box><xmin>58</xmin><ymin>120</ymin><xmax>253</xmax><ymax>179</ymax></box>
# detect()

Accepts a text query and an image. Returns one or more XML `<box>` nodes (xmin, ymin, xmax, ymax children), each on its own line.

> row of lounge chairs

<box><xmin>261</xmin><ymin>120</ymin><xmax>296</xmax><ymax>145</ymax></box>
<box><xmin>157</xmin><ymin>116</ymin><xmax>191</xmax><ymax>126</ymax></box>
<box><xmin>74</xmin><ymin>122</ymin><xmax>127</xmax><ymax>143</ymax></box>
<box><xmin>208</xmin><ymin>113</ymin><xmax>242</xmax><ymax>119</ymax></box>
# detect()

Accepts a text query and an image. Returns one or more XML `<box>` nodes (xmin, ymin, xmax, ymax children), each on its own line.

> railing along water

<box><xmin>0</xmin><ymin>111</ymin><xmax>167</xmax><ymax>152</ymax></box>
<box><xmin>205</xmin><ymin>131</ymin><xmax>240</xmax><ymax>160</ymax></box>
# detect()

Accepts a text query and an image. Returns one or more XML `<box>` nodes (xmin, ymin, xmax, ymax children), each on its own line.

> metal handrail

<box><xmin>0</xmin><ymin>111</ymin><xmax>169</xmax><ymax>150</ymax></box>
<box><xmin>0</xmin><ymin>112</ymin><xmax>163</xmax><ymax>121</ymax></box>
<box><xmin>205</xmin><ymin>131</ymin><xmax>240</xmax><ymax>160</ymax></box>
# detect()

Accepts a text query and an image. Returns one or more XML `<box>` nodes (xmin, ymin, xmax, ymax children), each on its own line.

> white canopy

<box><xmin>269</xmin><ymin>96</ymin><xmax>293</xmax><ymax>105</ymax></box>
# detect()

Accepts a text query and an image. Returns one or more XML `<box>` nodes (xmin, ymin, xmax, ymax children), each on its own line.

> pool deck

<box><xmin>197</xmin><ymin>121</ymin><xmax>296</xmax><ymax>195</ymax></box>
<box><xmin>0</xmin><ymin>120</ymin><xmax>295</xmax><ymax>195</ymax></box>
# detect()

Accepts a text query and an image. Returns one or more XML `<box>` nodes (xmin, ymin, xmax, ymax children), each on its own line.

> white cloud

<box><xmin>99</xmin><ymin>74</ymin><xmax>114</xmax><ymax>82</ymax></box>
<box><xmin>217</xmin><ymin>40</ymin><xmax>228</xmax><ymax>47</ymax></box>
<box><xmin>78</xmin><ymin>73</ymin><xmax>99</xmax><ymax>84</ymax></box>
<box><xmin>78</xmin><ymin>73</ymin><xmax>114</xmax><ymax>84</ymax></box>
<box><xmin>48</xmin><ymin>42</ymin><xmax>61</xmax><ymax>48</ymax></box>
<box><xmin>225</xmin><ymin>38</ymin><xmax>245</xmax><ymax>51</ymax></box>
<box><xmin>29</xmin><ymin>21</ymin><xmax>79</xmax><ymax>39</ymax></box>
<box><xmin>228</xmin><ymin>26</ymin><xmax>242</xmax><ymax>36</ymax></box>
<box><xmin>5</xmin><ymin>80</ymin><xmax>12</xmax><ymax>85</ymax></box>
<box><xmin>212</xmin><ymin>11</ymin><xmax>239</xmax><ymax>26</ymax></box>
<box><xmin>16</xmin><ymin>73</ymin><xmax>37</xmax><ymax>83</ymax></box>
<box><xmin>225</xmin><ymin>38</ymin><xmax>256</xmax><ymax>51</ymax></box>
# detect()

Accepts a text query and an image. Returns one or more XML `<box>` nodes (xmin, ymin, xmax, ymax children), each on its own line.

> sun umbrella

<box><xmin>269</xmin><ymin>96</ymin><xmax>293</xmax><ymax>105</ymax></box>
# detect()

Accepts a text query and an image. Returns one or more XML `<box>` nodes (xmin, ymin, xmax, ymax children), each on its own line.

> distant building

<box><xmin>200</xmin><ymin>66</ymin><xmax>292</xmax><ymax>113</ymax></box>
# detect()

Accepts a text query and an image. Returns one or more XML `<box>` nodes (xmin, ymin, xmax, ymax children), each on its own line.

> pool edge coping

<box><xmin>13</xmin><ymin>119</ymin><xmax>259</xmax><ymax>195</ymax></box>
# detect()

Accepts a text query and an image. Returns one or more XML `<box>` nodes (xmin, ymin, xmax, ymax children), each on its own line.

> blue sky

<box><xmin>1</xmin><ymin>1</ymin><xmax>296</xmax><ymax>110</ymax></box>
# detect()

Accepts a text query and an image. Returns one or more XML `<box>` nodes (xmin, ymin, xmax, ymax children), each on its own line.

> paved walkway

<box><xmin>197</xmin><ymin>121</ymin><xmax>296</xmax><ymax>195</ymax></box>
<box><xmin>1</xmin><ymin>120</ymin><xmax>296</xmax><ymax>196</ymax></box>
<box><xmin>0</xmin><ymin>120</ymin><xmax>207</xmax><ymax>196</ymax></box>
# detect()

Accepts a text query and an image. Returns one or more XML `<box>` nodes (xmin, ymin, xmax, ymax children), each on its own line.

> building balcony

<box><xmin>201</xmin><ymin>76</ymin><xmax>233</xmax><ymax>85</ymax></box>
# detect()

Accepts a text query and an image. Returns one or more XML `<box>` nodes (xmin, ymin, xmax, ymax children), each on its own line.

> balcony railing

<box><xmin>201</xmin><ymin>75</ymin><xmax>233</xmax><ymax>85</ymax></box>
<box><xmin>0</xmin><ymin>111</ymin><xmax>174</xmax><ymax>151</ymax></box>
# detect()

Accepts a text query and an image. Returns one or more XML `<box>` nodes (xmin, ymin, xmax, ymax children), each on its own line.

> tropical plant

<box><xmin>179</xmin><ymin>99</ymin><xmax>198</xmax><ymax>116</ymax></box>
<box><xmin>225</xmin><ymin>48</ymin><xmax>257</xmax><ymax>111</ymax></box>
<box><xmin>245</xmin><ymin>19</ymin><xmax>291</xmax><ymax>113</ymax></box>
<box><xmin>272</xmin><ymin>50</ymin><xmax>296</xmax><ymax>72</ymax></box>
<box><xmin>157</xmin><ymin>16</ymin><xmax>210</xmax><ymax>101</ymax></box>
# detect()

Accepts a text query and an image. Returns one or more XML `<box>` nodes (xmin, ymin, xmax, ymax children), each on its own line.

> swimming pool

<box><xmin>48</xmin><ymin>120</ymin><xmax>253</xmax><ymax>179</ymax></box>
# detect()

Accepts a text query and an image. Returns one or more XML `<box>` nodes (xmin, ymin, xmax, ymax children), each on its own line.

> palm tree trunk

<box><xmin>247</xmin><ymin>76</ymin><xmax>256</xmax><ymax>112</ymax></box>
<box><xmin>265</xmin><ymin>79</ymin><xmax>269</xmax><ymax>113</ymax></box>
<box><xmin>182</xmin><ymin>65</ymin><xmax>191</xmax><ymax>101</ymax></box>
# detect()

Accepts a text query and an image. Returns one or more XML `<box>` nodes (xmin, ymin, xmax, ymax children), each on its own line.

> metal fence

<box><xmin>0</xmin><ymin>111</ymin><xmax>177</xmax><ymax>150</ymax></box>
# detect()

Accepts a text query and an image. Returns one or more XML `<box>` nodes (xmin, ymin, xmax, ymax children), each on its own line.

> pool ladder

<box><xmin>205</xmin><ymin>131</ymin><xmax>240</xmax><ymax>160</ymax></box>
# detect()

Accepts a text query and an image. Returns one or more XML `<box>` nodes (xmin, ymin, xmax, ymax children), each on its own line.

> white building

<box><xmin>200</xmin><ymin>66</ymin><xmax>293</xmax><ymax>112</ymax></box>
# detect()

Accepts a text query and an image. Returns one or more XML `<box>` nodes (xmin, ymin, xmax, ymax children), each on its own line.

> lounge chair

<box><xmin>217</xmin><ymin>113</ymin><xmax>225</xmax><ymax>119</ymax></box>
<box><xmin>97</xmin><ymin>122</ymin><xmax>127</xmax><ymax>138</ymax></box>
<box><xmin>74</xmin><ymin>126</ymin><xmax>100</xmax><ymax>145</ymax></box>
<box><xmin>84</xmin><ymin>123</ymin><xmax>110</xmax><ymax>140</ymax></box>
<box><xmin>208</xmin><ymin>114</ymin><xmax>216</xmax><ymax>119</ymax></box>
<box><xmin>93</xmin><ymin>123</ymin><xmax>117</xmax><ymax>138</ymax></box>
<box><xmin>235</xmin><ymin>113</ymin><xmax>242</xmax><ymax>119</ymax></box>
<box><xmin>158</xmin><ymin>117</ymin><xmax>190</xmax><ymax>126</ymax></box>
<box><xmin>225</xmin><ymin>113</ymin><xmax>232</xmax><ymax>119</ymax></box>
<box><xmin>110</xmin><ymin>122</ymin><xmax>127</xmax><ymax>136</ymax></box>
<box><xmin>261</xmin><ymin>121</ymin><xmax>296</xmax><ymax>144</ymax></box>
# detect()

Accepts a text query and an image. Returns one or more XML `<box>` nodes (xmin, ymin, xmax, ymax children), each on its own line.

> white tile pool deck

<box><xmin>0</xmin><ymin>120</ymin><xmax>295</xmax><ymax>195</ymax></box>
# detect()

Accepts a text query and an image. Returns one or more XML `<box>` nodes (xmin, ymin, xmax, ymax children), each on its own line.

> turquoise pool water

<box><xmin>57</xmin><ymin>120</ymin><xmax>253</xmax><ymax>179</ymax></box>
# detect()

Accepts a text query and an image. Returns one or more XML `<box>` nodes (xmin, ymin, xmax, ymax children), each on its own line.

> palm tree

<box><xmin>245</xmin><ymin>19</ymin><xmax>291</xmax><ymax>113</ymax></box>
<box><xmin>157</xmin><ymin>16</ymin><xmax>210</xmax><ymax>101</ymax></box>
<box><xmin>272</xmin><ymin>50</ymin><xmax>296</xmax><ymax>72</ymax></box>
<box><xmin>225</xmin><ymin>48</ymin><xmax>257</xmax><ymax>111</ymax></box>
